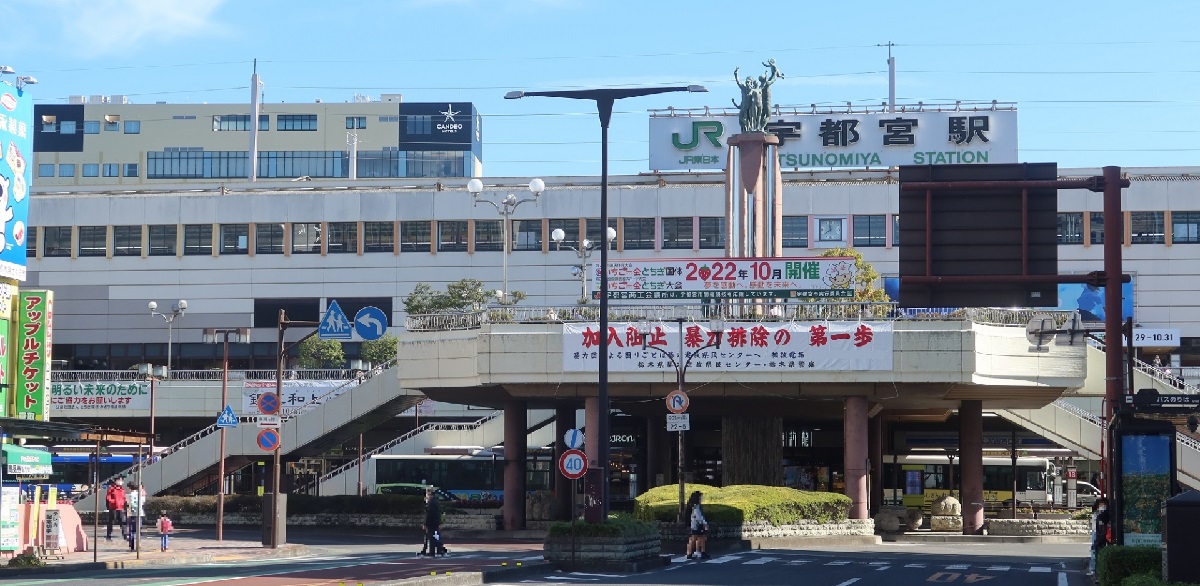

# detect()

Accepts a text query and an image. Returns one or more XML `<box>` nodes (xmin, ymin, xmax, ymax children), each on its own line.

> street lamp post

<box><xmin>136</xmin><ymin>363</ymin><xmax>168</xmax><ymax>460</ymax></box>
<box><xmin>637</xmin><ymin>317</ymin><xmax>725</xmax><ymax>522</ymax></box>
<box><xmin>267</xmin><ymin>310</ymin><xmax>320</xmax><ymax>548</ymax></box>
<box><xmin>552</xmin><ymin>227</ymin><xmax>616</xmax><ymax>303</ymax></box>
<box><xmin>505</xmin><ymin>84</ymin><xmax>707</xmax><ymax>522</ymax></box>
<box><xmin>466</xmin><ymin>178</ymin><xmax>545</xmax><ymax>305</ymax></box>
<box><xmin>148</xmin><ymin>300</ymin><xmax>187</xmax><ymax>375</ymax></box>
<box><xmin>203</xmin><ymin>327</ymin><xmax>250</xmax><ymax>542</ymax></box>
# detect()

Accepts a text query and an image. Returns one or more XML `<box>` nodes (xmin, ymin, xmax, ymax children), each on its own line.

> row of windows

<box><xmin>46</xmin><ymin>113</ymin><xmax>401</xmax><ymax>135</ymax></box>
<box><xmin>1057</xmin><ymin>211</ymin><xmax>1200</xmax><ymax>245</ymax></box>
<box><xmin>142</xmin><ymin>150</ymin><xmax>467</xmax><ymax>179</ymax></box>
<box><xmin>41</xmin><ymin>118</ymin><xmax>139</xmax><ymax>135</ymax></box>
<box><xmin>39</xmin><ymin>163</ymin><xmax>137</xmax><ymax>178</ymax></box>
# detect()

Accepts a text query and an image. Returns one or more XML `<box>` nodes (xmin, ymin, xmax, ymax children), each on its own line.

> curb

<box><xmin>380</xmin><ymin>561</ymin><xmax>554</xmax><ymax>586</ymax></box>
<box><xmin>0</xmin><ymin>543</ymin><xmax>310</xmax><ymax>577</ymax></box>
<box><xmin>883</xmin><ymin>534</ymin><xmax>1090</xmax><ymax>544</ymax></box>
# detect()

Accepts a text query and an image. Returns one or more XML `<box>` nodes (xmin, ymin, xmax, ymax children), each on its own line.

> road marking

<box><xmin>948</xmin><ymin>565</ymin><xmax>970</xmax><ymax>570</ymax></box>
<box><xmin>986</xmin><ymin>566</ymin><xmax>1011</xmax><ymax>571</ymax></box>
<box><xmin>744</xmin><ymin>557</ymin><xmax>779</xmax><ymax>565</ymax></box>
<box><xmin>827</xmin><ymin>560</ymin><xmax>851</xmax><ymax>565</ymax></box>
<box><xmin>834</xmin><ymin>579</ymin><xmax>862</xmax><ymax>586</ymax></box>
<box><xmin>788</xmin><ymin>560</ymin><xmax>812</xmax><ymax>565</ymax></box>
<box><xmin>1059</xmin><ymin>572</ymin><xmax>1069</xmax><ymax>586</ymax></box>
<box><xmin>877</xmin><ymin>565</ymin><xmax>892</xmax><ymax>571</ymax></box>
<box><xmin>707</xmin><ymin>555</ymin><xmax>743</xmax><ymax>564</ymax></box>
<box><xmin>670</xmin><ymin>556</ymin><xmax>691</xmax><ymax>563</ymax></box>
<box><xmin>1031</xmin><ymin>567</ymin><xmax>1053</xmax><ymax>573</ymax></box>
<box><xmin>570</xmin><ymin>572</ymin><xmax>622</xmax><ymax>577</ymax></box>
<box><xmin>907</xmin><ymin>563</ymin><xmax>928</xmax><ymax>568</ymax></box>
<box><xmin>870</xmin><ymin>561</ymin><xmax>891</xmax><ymax>565</ymax></box>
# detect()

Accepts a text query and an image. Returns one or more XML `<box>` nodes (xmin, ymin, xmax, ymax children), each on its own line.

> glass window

<box><xmin>1130</xmin><ymin>211</ymin><xmax>1164</xmax><ymax>244</ymax></box>
<box><xmin>112</xmin><ymin>225</ymin><xmax>142</xmax><ymax>256</ymax></box>
<box><xmin>1057</xmin><ymin>212</ymin><xmax>1084</xmax><ymax>244</ymax></box>
<box><xmin>852</xmin><ymin>215</ymin><xmax>886</xmax><ymax>247</ymax></box>
<box><xmin>123</xmin><ymin>120</ymin><xmax>141</xmax><ymax>134</ymax></box>
<box><xmin>257</xmin><ymin>151</ymin><xmax>346</xmax><ymax>179</ymax></box>
<box><xmin>38</xmin><ymin>164</ymin><xmax>54</xmax><ymax>177</ymax></box>
<box><xmin>43</xmin><ymin>226</ymin><xmax>72</xmax><ymax>257</ymax></box>
<box><xmin>256</xmin><ymin>223</ymin><xmax>284</xmax><ymax>254</ymax></box>
<box><xmin>512</xmin><ymin>220</ymin><xmax>542</xmax><ymax>251</ymax></box>
<box><xmin>83</xmin><ymin>121</ymin><xmax>100</xmax><ymax>134</ymax></box>
<box><xmin>623</xmin><ymin>218</ymin><xmax>655</xmax><ymax>250</ymax></box>
<box><xmin>327</xmin><ymin>222</ymin><xmax>358</xmax><ymax>253</ymax></box>
<box><xmin>405</xmin><ymin>115</ymin><xmax>432</xmax><ymax>135</ymax></box>
<box><xmin>400</xmin><ymin>221</ymin><xmax>431</xmax><ymax>252</ymax></box>
<box><xmin>58</xmin><ymin>164</ymin><xmax>75</xmax><ymax>177</ymax></box>
<box><xmin>1090</xmin><ymin>212</ymin><xmax>1105</xmax><ymax>245</ymax></box>
<box><xmin>77</xmin><ymin>226</ymin><xmax>106</xmax><ymax>257</ymax></box>
<box><xmin>124</xmin><ymin>163</ymin><xmax>139</xmax><ymax>177</ymax></box>
<box><xmin>782</xmin><ymin>216</ymin><xmax>808</xmax><ymax>248</ymax></box>
<box><xmin>277</xmin><ymin>114</ymin><xmax>318</xmax><ymax>131</ymax></box>
<box><xmin>183</xmin><ymin>224</ymin><xmax>213</xmax><ymax>255</ymax></box>
<box><xmin>221</xmin><ymin>224</ymin><xmax>249</xmax><ymax>255</ymax></box>
<box><xmin>585</xmin><ymin>219</ymin><xmax>618</xmax><ymax>249</ymax></box>
<box><xmin>148</xmin><ymin>225</ymin><xmax>177</xmax><ymax>256</ymax></box>
<box><xmin>363</xmin><ymin>222</ymin><xmax>394</xmax><ymax>253</ymax></box>
<box><xmin>402</xmin><ymin>150</ymin><xmax>466</xmax><ymax>178</ymax></box>
<box><xmin>147</xmin><ymin>150</ymin><xmax>248</xmax><ymax>179</ymax></box>
<box><xmin>548</xmin><ymin>219</ymin><xmax>578</xmax><ymax>249</ymax></box>
<box><xmin>25</xmin><ymin>226</ymin><xmax>36</xmax><ymax>257</ymax></box>
<box><xmin>1172</xmin><ymin>211</ymin><xmax>1200</xmax><ymax>244</ymax></box>
<box><xmin>699</xmin><ymin>217</ymin><xmax>725</xmax><ymax>250</ymax></box>
<box><xmin>345</xmin><ymin>116</ymin><xmax>366</xmax><ymax>129</ymax></box>
<box><xmin>438</xmin><ymin>221</ymin><xmax>468</xmax><ymax>252</ymax></box>
<box><xmin>662</xmin><ymin>217</ymin><xmax>693</xmax><ymax>249</ymax></box>
<box><xmin>40</xmin><ymin>115</ymin><xmax>56</xmax><ymax>132</ymax></box>
<box><xmin>82</xmin><ymin>163</ymin><xmax>99</xmax><ymax>177</ymax></box>
<box><xmin>291</xmin><ymin>222</ymin><xmax>321</xmax><ymax>254</ymax></box>
<box><xmin>892</xmin><ymin>215</ymin><xmax>900</xmax><ymax>246</ymax></box>
<box><xmin>213</xmin><ymin>114</ymin><xmax>251</xmax><ymax>131</ymax></box>
<box><xmin>259</xmin><ymin>114</ymin><xmax>269</xmax><ymax>131</ymax></box>
<box><xmin>60</xmin><ymin>120</ymin><xmax>77</xmax><ymax>135</ymax></box>
<box><xmin>102</xmin><ymin>163</ymin><xmax>119</xmax><ymax>177</ymax></box>
<box><xmin>357</xmin><ymin>150</ymin><xmax>400</xmax><ymax>178</ymax></box>
<box><xmin>475</xmin><ymin>220</ymin><xmax>502</xmax><ymax>252</ymax></box>
<box><xmin>104</xmin><ymin>118</ymin><xmax>119</xmax><ymax>132</ymax></box>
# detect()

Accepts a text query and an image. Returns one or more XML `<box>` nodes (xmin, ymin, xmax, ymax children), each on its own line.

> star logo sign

<box><xmin>439</xmin><ymin>104</ymin><xmax>460</xmax><ymax>123</ymax></box>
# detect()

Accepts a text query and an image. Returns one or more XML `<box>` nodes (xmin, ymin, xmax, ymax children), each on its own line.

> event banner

<box><xmin>593</xmin><ymin>257</ymin><xmax>857</xmax><ymax>300</ymax></box>
<box><xmin>562</xmin><ymin>321</ymin><xmax>892</xmax><ymax>372</ymax></box>
<box><xmin>15</xmin><ymin>290</ymin><xmax>52</xmax><ymax>421</ymax></box>
<box><xmin>649</xmin><ymin>110</ymin><xmax>1017</xmax><ymax>171</ymax></box>
<box><xmin>243</xmin><ymin>379</ymin><xmax>353</xmax><ymax>417</ymax></box>
<box><xmin>50</xmin><ymin>381</ymin><xmax>151</xmax><ymax>411</ymax></box>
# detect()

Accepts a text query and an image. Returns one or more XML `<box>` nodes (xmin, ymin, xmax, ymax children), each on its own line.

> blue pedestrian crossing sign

<box><xmin>319</xmin><ymin>300</ymin><xmax>354</xmax><ymax>340</ymax></box>
<box><xmin>354</xmin><ymin>306</ymin><xmax>388</xmax><ymax>341</ymax></box>
<box><xmin>216</xmin><ymin>405</ymin><xmax>238</xmax><ymax>428</ymax></box>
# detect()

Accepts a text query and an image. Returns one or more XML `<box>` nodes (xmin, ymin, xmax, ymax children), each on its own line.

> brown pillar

<box><xmin>584</xmin><ymin>396</ymin><xmax>601</xmax><ymax>466</ymax></box>
<box><xmin>503</xmin><ymin>400</ymin><xmax>528</xmax><ymax>530</ymax></box>
<box><xmin>646</xmin><ymin>417</ymin><xmax>664</xmax><ymax>489</ymax></box>
<box><xmin>869</xmin><ymin>412</ymin><xmax>884</xmax><ymax>514</ymax></box>
<box><xmin>554</xmin><ymin>404</ymin><xmax>575</xmax><ymax>520</ymax></box>
<box><xmin>843</xmin><ymin>396</ymin><xmax>869</xmax><ymax>520</ymax></box>
<box><xmin>959</xmin><ymin>400</ymin><xmax>984</xmax><ymax>534</ymax></box>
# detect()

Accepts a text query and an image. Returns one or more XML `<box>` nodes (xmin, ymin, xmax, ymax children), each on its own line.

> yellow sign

<box><xmin>922</xmin><ymin>488</ymin><xmax>1013</xmax><ymax>506</ymax></box>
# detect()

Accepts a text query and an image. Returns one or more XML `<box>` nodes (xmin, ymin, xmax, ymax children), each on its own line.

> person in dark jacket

<box><xmin>420</xmin><ymin>487</ymin><xmax>448</xmax><ymax>557</ymax></box>
<box><xmin>1088</xmin><ymin>497</ymin><xmax>1111</xmax><ymax>576</ymax></box>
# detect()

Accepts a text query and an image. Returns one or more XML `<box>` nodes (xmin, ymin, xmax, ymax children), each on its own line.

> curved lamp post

<box><xmin>466</xmin><ymin>178</ymin><xmax>545</xmax><ymax>305</ymax></box>
<box><xmin>148</xmin><ymin>300</ymin><xmax>187</xmax><ymax>374</ymax></box>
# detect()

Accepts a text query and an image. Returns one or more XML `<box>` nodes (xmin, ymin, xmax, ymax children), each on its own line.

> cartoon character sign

<box><xmin>0</xmin><ymin>82</ymin><xmax>32</xmax><ymax>281</ymax></box>
<box><xmin>823</xmin><ymin>260</ymin><xmax>857</xmax><ymax>291</ymax></box>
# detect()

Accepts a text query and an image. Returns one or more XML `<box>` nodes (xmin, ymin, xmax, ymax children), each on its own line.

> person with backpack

<box><xmin>686</xmin><ymin>491</ymin><xmax>710</xmax><ymax>560</ymax></box>
<box><xmin>156</xmin><ymin>513</ymin><xmax>174</xmax><ymax>551</ymax></box>
<box><xmin>1088</xmin><ymin>497</ymin><xmax>1111</xmax><ymax>576</ymax></box>
<box><xmin>104</xmin><ymin>480</ymin><xmax>127</xmax><ymax>541</ymax></box>
<box><xmin>420</xmin><ymin>487</ymin><xmax>448</xmax><ymax>557</ymax></box>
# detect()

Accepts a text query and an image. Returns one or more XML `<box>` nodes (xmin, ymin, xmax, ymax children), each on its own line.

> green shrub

<box><xmin>1072</xmin><ymin>510</ymin><xmax>1092</xmax><ymax>521</ymax></box>
<box><xmin>632</xmin><ymin>483</ymin><xmax>850</xmax><ymax>526</ymax></box>
<box><xmin>6</xmin><ymin>553</ymin><xmax>45</xmax><ymax>567</ymax></box>
<box><xmin>1099</xmin><ymin>546</ymin><xmax>1161</xmax><ymax>586</ymax></box>
<box><xmin>548</xmin><ymin>513</ymin><xmax>658</xmax><ymax>539</ymax></box>
<box><xmin>1120</xmin><ymin>573</ymin><xmax>1164</xmax><ymax>586</ymax></box>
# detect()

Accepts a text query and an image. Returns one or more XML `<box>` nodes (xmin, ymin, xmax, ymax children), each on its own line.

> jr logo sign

<box><xmin>671</xmin><ymin>120</ymin><xmax>723</xmax><ymax>150</ymax></box>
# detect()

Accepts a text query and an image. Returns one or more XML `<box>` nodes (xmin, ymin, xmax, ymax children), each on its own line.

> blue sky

<box><xmin>5</xmin><ymin>0</ymin><xmax>1198</xmax><ymax>178</ymax></box>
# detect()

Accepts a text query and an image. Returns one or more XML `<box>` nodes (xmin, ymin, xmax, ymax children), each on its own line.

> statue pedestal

<box><xmin>725</xmin><ymin>133</ymin><xmax>782</xmax><ymax>258</ymax></box>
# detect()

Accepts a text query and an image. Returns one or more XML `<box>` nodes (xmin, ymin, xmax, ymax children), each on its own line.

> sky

<box><xmin>4</xmin><ymin>0</ymin><xmax>1198</xmax><ymax>179</ymax></box>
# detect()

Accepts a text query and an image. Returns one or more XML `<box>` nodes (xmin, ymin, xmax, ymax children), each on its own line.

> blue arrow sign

<box><xmin>216</xmin><ymin>405</ymin><xmax>238</xmax><ymax>428</ymax></box>
<box><xmin>354</xmin><ymin>306</ymin><xmax>388</xmax><ymax>341</ymax></box>
<box><xmin>319</xmin><ymin>300</ymin><xmax>354</xmax><ymax>341</ymax></box>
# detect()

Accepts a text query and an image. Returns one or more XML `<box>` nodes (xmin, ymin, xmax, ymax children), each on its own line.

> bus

<box><xmin>368</xmin><ymin>448</ymin><xmax>553</xmax><ymax>502</ymax></box>
<box><xmin>882</xmin><ymin>455</ymin><xmax>1053</xmax><ymax>509</ymax></box>
<box><xmin>2</xmin><ymin>445</ymin><xmax>159</xmax><ymax>501</ymax></box>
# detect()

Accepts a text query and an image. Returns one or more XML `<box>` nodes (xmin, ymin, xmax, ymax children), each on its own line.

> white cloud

<box><xmin>37</xmin><ymin>0</ymin><xmax>228</xmax><ymax>57</ymax></box>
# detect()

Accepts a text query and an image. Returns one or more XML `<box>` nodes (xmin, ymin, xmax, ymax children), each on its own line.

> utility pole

<box><xmin>878</xmin><ymin>41</ymin><xmax>896</xmax><ymax>112</ymax></box>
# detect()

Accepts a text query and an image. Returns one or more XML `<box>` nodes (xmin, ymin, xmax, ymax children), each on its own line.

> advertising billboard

<box><xmin>649</xmin><ymin>109</ymin><xmax>1017</xmax><ymax>171</ymax></box>
<box><xmin>0</xmin><ymin>81</ymin><xmax>31</xmax><ymax>280</ymax></box>
<box><xmin>14</xmin><ymin>290</ymin><xmax>52</xmax><ymax>420</ymax></box>
<box><xmin>398</xmin><ymin>102</ymin><xmax>476</xmax><ymax>151</ymax></box>
<box><xmin>593</xmin><ymin>256</ymin><xmax>857</xmax><ymax>300</ymax></box>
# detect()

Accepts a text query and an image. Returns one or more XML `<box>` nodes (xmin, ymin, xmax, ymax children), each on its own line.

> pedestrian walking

<box><xmin>104</xmin><ymin>480</ymin><xmax>127</xmax><ymax>541</ymax></box>
<box><xmin>1087</xmin><ymin>497</ymin><xmax>1111</xmax><ymax>576</ymax></box>
<box><xmin>685</xmin><ymin>491</ymin><xmax>710</xmax><ymax>560</ymax></box>
<box><xmin>156</xmin><ymin>513</ymin><xmax>173</xmax><ymax>551</ymax></box>
<box><xmin>419</xmin><ymin>487</ymin><xmax>448</xmax><ymax>557</ymax></box>
<box><xmin>126</xmin><ymin>480</ymin><xmax>143</xmax><ymax>551</ymax></box>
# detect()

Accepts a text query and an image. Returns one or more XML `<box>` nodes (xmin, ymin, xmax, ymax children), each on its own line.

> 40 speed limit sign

<box><xmin>558</xmin><ymin>448</ymin><xmax>588</xmax><ymax>480</ymax></box>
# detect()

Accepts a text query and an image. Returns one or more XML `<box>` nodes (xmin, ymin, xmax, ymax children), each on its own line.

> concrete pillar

<box><xmin>554</xmin><ymin>404</ymin><xmax>575</xmax><ymax>520</ymax></box>
<box><xmin>843</xmin><ymin>396</ymin><xmax>869</xmax><ymax>520</ymax></box>
<box><xmin>503</xmin><ymin>400</ymin><xmax>528</xmax><ymax>531</ymax></box>
<box><xmin>869</xmin><ymin>413</ymin><xmax>884</xmax><ymax>514</ymax></box>
<box><xmin>959</xmin><ymin>400</ymin><xmax>984</xmax><ymax>534</ymax></box>
<box><xmin>584</xmin><ymin>396</ymin><xmax>601</xmax><ymax>466</ymax></box>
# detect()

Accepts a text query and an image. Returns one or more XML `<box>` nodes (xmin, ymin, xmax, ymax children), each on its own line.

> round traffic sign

<box><xmin>563</xmin><ymin>428</ymin><xmax>585</xmax><ymax>450</ymax></box>
<box><xmin>258</xmin><ymin>392</ymin><xmax>280</xmax><ymax>416</ymax></box>
<box><xmin>256</xmin><ymin>429</ymin><xmax>281</xmax><ymax>452</ymax></box>
<box><xmin>558</xmin><ymin>448</ymin><xmax>587</xmax><ymax>480</ymax></box>
<box><xmin>665</xmin><ymin>390</ymin><xmax>689</xmax><ymax>414</ymax></box>
<box><xmin>354</xmin><ymin>306</ymin><xmax>389</xmax><ymax>341</ymax></box>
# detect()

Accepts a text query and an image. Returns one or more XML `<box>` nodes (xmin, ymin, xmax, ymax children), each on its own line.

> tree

<box><xmin>403</xmin><ymin>278</ymin><xmax>525</xmax><ymax>315</ymax></box>
<box><xmin>820</xmin><ymin>247</ymin><xmax>889</xmax><ymax>302</ymax></box>
<box><xmin>296</xmin><ymin>337</ymin><xmax>345</xmax><ymax>369</ymax></box>
<box><xmin>360</xmin><ymin>334</ymin><xmax>397</xmax><ymax>367</ymax></box>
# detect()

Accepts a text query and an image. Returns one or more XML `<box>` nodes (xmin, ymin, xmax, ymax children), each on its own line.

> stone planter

<box><xmin>986</xmin><ymin>519</ymin><xmax>1090</xmax><ymax>536</ymax></box>
<box><xmin>543</xmin><ymin>533</ymin><xmax>662</xmax><ymax>572</ymax></box>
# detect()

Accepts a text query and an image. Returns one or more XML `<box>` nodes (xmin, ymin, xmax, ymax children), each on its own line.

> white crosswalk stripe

<box><xmin>826</xmin><ymin>560</ymin><xmax>851</xmax><ymax>565</ymax></box>
<box><xmin>987</xmin><ymin>566</ymin><xmax>1012</xmax><ymax>571</ymax></box>
<box><xmin>706</xmin><ymin>555</ymin><xmax>744</xmax><ymax>564</ymax></box>
<box><xmin>1031</xmin><ymin>567</ymin><xmax>1053</xmax><ymax>573</ymax></box>
<box><xmin>947</xmin><ymin>564</ymin><xmax>970</xmax><ymax>569</ymax></box>
<box><xmin>744</xmin><ymin>557</ymin><xmax>780</xmax><ymax>565</ymax></box>
<box><xmin>876</xmin><ymin>565</ymin><xmax>891</xmax><ymax>571</ymax></box>
<box><xmin>905</xmin><ymin>563</ymin><xmax>928</xmax><ymax>568</ymax></box>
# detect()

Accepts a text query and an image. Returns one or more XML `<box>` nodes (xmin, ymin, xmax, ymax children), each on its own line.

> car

<box><xmin>376</xmin><ymin>483</ymin><xmax>460</xmax><ymax>503</ymax></box>
<box><xmin>1062</xmin><ymin>480</ymin><xmax>1102</xmax><ymax>507</ymax></box>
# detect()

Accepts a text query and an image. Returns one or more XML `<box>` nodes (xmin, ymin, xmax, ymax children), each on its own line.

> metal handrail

<box><xmin>1052</xmin><ymin>399</ymin><xmax>1103</xmax><ymax>425</ymax></box>
<box><xmin>52</xmin><ymin>368</ymin><xmax>380</xmax><ymax>383</ymax></box>
<box><xmin>283</xmin><ymin>359</ymin><xmax>397</xmax><ymax>421</ymax></box>
<box><xmin>1179</xmin><ymin>432</ymin><xmax>1200</xmax><ymax>452</ymax></box>
<box><xmin>305</xmin><ymin>409</ymin><xmax>501</xmax><ymax>492</ymax></box>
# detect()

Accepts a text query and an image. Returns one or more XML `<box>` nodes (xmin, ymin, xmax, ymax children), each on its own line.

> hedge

<box><xmin>1120</xmin><ymin>573</ymin><xmax>1200</xmax><ymax>586</ymax></box>
<box><xmin>1098</xmin><ymin>547</ymin><xmax>1161</xmax><ymax>586</ymax></box>
<box><xmin>547</xmin><ymin>513</ymin><xmax>658</xmax><ymax>539</ymax></box>
<box><xmin>632</xmin><ymin>483</ymin><xmax>851</xmax><ymax>526</ymax></box>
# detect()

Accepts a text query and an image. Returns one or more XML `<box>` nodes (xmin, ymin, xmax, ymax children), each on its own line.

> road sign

<box><xmin>1126</xmin><ymin>391</ymin><xmax>1200</xmax><ymax>408</ymax></box>
<box><xmin>665</xmin><ymin>390</ymin><xmax>689</xmax><ymax>414</ymax></box>
<box><xmin>667</xmin><ymin>413</ymin><xmax>691</xmax><ymax>432</ymax></box>
<box><xmin>257</xmin><ymin>392</ymin><xmax>280</xmax><ymax>416</ymax></box>
<box><xmin>257</xmin><ymin>415</ymin><xmax>281</xmax><ymax>428</ymax></box>
<box><xmin>563</xmin><ymin>428</ymin><xmax>585</xmax><ymax>450</ymax></box>
<box><xmin>257</xmin><ymin>429</ymin><xmax>281</xmax><ymax>452</ymax></box>
<box><xmin>558</xmin><ymin>448</ymin><xmax>587</xmax><ymax>480</ymax></box>
<box><xmin>216</xmin><ymin>405</ymin><xmax>238</xmax><ymax>428</ymax></box>
<box><xmin>354</xmin><ymin>306</ymin><xmax>388</xmax><ymax>341</ymax></box>
<box><xmin>319</xmin><ymin>300</ymin><xmax>354</xmax><ymax>340</ymax></box>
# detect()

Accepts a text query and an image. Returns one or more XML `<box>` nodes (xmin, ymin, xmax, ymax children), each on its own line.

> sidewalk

<box><xmin>2</xmin><ymin>527</ymin><xmax>309</xmax><ymax>577</ymax></box>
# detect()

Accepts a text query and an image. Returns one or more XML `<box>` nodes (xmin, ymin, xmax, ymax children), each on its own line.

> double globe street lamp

<box><xmin>148</xmin><ymin>300</ymin><xmax>187</xmax><ymax>374</ymax></box>
<box><xmin>466</xmin><ymin>178</ymin><xmax>546</xmax><ymax>305</ymax></box>
<box><xmin>551</xmin><ymin>226</ymin><xmax>616</xmax><ymax>304</ymax></box>
<box><xmin>202</xmin><ymin>327</ymin><xmax>251</xmax><ymax>542</ymax></box>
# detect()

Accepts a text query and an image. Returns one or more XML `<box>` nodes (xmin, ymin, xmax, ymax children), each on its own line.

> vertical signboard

<box><xmin>0</xmin><ymin>81</ymin><xmax>31</xmax><ymax>280</ymax></box>
<box><xmin>0</xmin><ymin>485</ymin><xmax>17</xmax><ymax>551</ymax></box>
<box><xmin>15</xmin><ymin>290</ymin><xmax>51</xmax><ymax>420</ymax></box>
